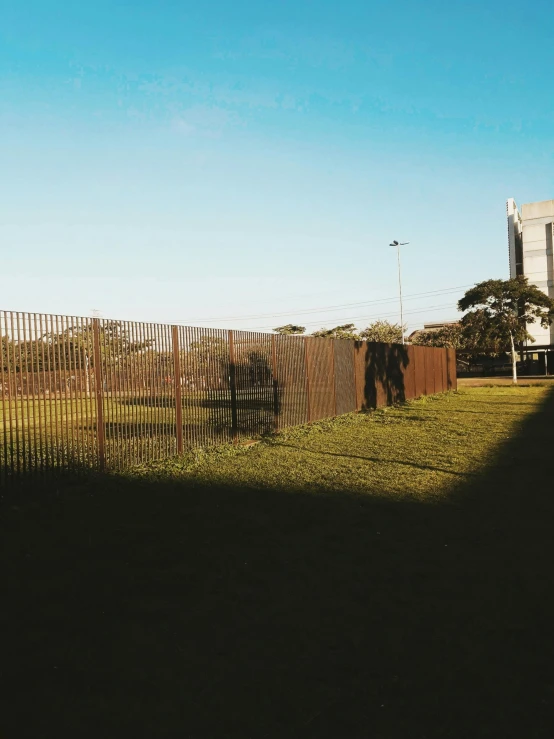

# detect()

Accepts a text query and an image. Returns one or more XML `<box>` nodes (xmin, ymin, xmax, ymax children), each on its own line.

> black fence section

<box><xmin>0</xmin><ymin>310</ymin><xmax>457</xmax><ymax>484</ymax></box>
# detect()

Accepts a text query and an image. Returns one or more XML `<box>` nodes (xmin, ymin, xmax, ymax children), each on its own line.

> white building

<box><xmin>507</xmin><ymin>198</ymin><xmax>554</xmax><ymax>346</ymax></box>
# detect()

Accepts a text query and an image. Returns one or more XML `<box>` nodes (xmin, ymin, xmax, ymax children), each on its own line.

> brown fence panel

<box><xmin>178</xmin><ymin>326</ymin><xmax>232</xmax><ymax>450</ymax></box>
<box><xmin>352</xmin><ymin>342</ymin><xmax>413</xmax><ymax>409</ymax></box>
<box><xmin>334</xmin><ymin>340</ymin><xmax>356</xmax><ymax>415</ymax></box>
<box><xmin>95</xmin><ymin>320</ymin><xmax>178</xmax><ymax>470</ymax></box>
<box><xmin>437</xmin><ymin>348</ymin><xmax>444</xmax><ymax>392</ymax></box>
<box><xmin>436</xmin><ymin>348</ymin><xmax>443</xmax><ymax>393</ymax></box>
<box><xmin>425</xmin><ymin>348</ymin><xmax>434</xmax><ymax>395</ymax></box>
<box><xmin>431</xmin><ymin>348</ymin><xmax>439</xmax><ymax>393</ymax></box>
<box><xmin>451</xmin><ymin>348</ymin><xmax>458</xmax><ymax>390</ymax></box>
<box><xmin>390</xmin><ymin>344</ymin><xmax>411</xmax><ymax>404</ymax></box>
<box><xmin>413</xmin><ymin>345</ymin><xmax>426</xmax><ymax>397</ymax></box>
<box><xmin>371</xmin><ymin>344</ymin><xmax>388</xmax><ymax>408</ymax></box>
<box><xmin>0</xmin><ymin>311</ymin><xmax>98</xmax><ymax>484</ymax></box>
<box><xmin>364</xmin><ymin>343</ymin><xmax>407</xmax><ymax>407</ymax></box>
<box><xmin>404</xmin><ymin>345</ymin><xmax>417</xmax><ymax>400</ymax></box>
<box><xmin>274</xmin><ymin>336</ymin><xmax>308</xmax><ymax>429</ymax></box>
<box><xmin>440</xmin><ymin>349</ymin><xmax>448</xmax><ymax>393</ymax></box>
<box><xmin>305</xmin><ymin>337</ymin><xmax>335</xmax><ymax>421</ymax></box>
<box><xmin>437</xmin><ymin>348</ymin><xmax>445</xmax><ymax>393</ymax></box>
<box><xmin>232</xmin><ymin>331</ymin><xmax>274</xmax><ymax>439</ymax></box>
<box><xmin>1</xmin><ymin>308</ymin><xmax>457</xmax><ymax>485</ymax></box>
<box><xmin>355</xmin><ymin>343</ymin><xmax>379</xmax><ymax>409</ymax></box>
<box><xmin>446</xmin><ymin>348</ymin><xmax>457</xmax><ymax>390</ymax></box>
<box><xmin>353</xmin><ymin>341</ymin><xmax>368</xmax><ymax>411</ymax></box>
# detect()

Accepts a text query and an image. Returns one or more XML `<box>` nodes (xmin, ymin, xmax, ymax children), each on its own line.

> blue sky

<box><xmin>1</xmin><ymin>0</ymin><xmax>553</xmax><ymax>333</ymax></box>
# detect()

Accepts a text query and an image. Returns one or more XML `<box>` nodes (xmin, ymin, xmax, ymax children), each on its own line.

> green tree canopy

<box><xmin>411</xmin><ymin>324</ymin><xmax>464</xmax><ymax>350</ymax></box>
<box><xmin>273</xmin><ymin>324</ymin><xmax>306</xmax><ymax>335</ymax></box>
<box><xmin>311</xmin><ymin>323</ymin><xmax>360</xmax><ymax>340</ymax></box>
<box><xmin>1</xmin><ymin>321</ymin><xmax>153</xmax><ymax>373</ymax></box>
<box><xmin>360</xmin><ymin>320</ymin><xmax>405</xmax><ymax>344</ymax></box>
<box><xmin>457</xmin><ymin>277</ymin><xmax>554</xmax><ymax>383</ymax></box>
<box><xmin>185</xmin><ymin>335</ymin><xmax>230</xmax><ymax>389</ymax></box>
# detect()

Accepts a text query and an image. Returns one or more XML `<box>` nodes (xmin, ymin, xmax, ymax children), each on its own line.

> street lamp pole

<box><xmin>389</xmin><ymin>241</ymin><xmax>409</xmax><ymax>344</ymax></box>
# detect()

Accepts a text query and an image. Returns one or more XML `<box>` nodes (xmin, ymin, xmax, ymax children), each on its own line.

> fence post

<box><xmin>331</xmin><ymin>339</ymin><xmax>337</xmax><ymax>416</ymax></box>
<box><xmin>304</xmin><ymin>337</ymin><xmax>312</xmax><ymax>423</ymax></box>
<box><xmin>228</xmin><ymin>330</ymin><xmax>238</xmax><ymax>442</ymax></box>
<box><xmin>352</xmin><ymin>340</ymin><xmax>361</xmax><ymax>411</ymax></box>
<box><xmin>92</xmin><ymin>318</ymin><xmax>105</xmax><ymax>471</ymax></box>
<box><xmin>271</xmin><ymin>334</ymin><xmax>279</xmax><ymax>431</ymax></box>
<box><xmin>172</xmin><ymin>326</ymin><xmax>184</xmax><ymax>454</ymax></box>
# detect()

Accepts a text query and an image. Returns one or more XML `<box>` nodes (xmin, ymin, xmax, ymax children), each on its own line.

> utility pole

<box><xmin>389</xmin><ymin>240</ymin><xmax>409</xmax><ymax>344</ymax></box>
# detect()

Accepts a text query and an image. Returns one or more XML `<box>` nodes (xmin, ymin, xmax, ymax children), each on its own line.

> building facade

<box><xmin>507</xmin><ymin>198</ymin><xmax>554</xmax><ymax>346</ymax></box>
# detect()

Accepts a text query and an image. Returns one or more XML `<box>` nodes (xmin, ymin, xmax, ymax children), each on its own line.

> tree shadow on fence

<box><xmin>362</xmin><ymin>342</ymin><xmax>410</xmax><ymax>409</ymax></box>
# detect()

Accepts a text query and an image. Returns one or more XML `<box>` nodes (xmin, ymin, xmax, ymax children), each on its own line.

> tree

<box><xmin>54</xmin><ymin>321</ymin><xmax>151</xmax><ymax>367</ymax></box>
<box><xmin>273</xmin><ymin>324</ymin><xmax>306</xmax><ymax>335</ymax></box>
<box><xmin>311</xmin><ymin>323</ymin><xmax>360</xmax><ymax>340</ymax></box>
<box><xmin>185</xmin><ymin>335</ymin><xmax>230</xmax><ymax>390</ymax></box>
<box><xmin>457</xmin><ymin>277</ymin><xmax>554</xmax><ymax>384</ymax></box>
<box><xmin>411</xmin><ymin>324</ymin><xmax>464</xmax><ymax>350</ymax></box>
<box><xmin>360</xmin><ymin>320</ymin><xmax>405</xmax><ymax>344</ymax></box>
<box><xmin>1</xmin><ymin>321</ymin><xmax>152</xmax><ymax>396</ymax></box>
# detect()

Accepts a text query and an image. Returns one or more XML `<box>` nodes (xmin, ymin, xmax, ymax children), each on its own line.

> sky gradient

<box><xmin>2</xmin><ymin>0</ymin><xmax>553</xmax><ymax>333</ymax></box>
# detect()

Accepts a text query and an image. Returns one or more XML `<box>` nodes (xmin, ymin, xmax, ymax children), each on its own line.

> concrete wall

<box><xmin>507</xmin><ymin>198</ymin><xmax>522</xmax><ymax>278</ymax></box>
<box><xmin>507</xmin><ymin>198</ymin><xmax>554</xmax><ymax>345</ymax></box>
<box><xmin>521</xmin><ymin>200</ymin><xmax>554</xmax><ymax>344</ymax></box>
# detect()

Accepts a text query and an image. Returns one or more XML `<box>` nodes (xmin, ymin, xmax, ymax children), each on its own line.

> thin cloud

<box><xmin>170</xmin><ymin>104</ymin><xmax>242</xmax><ymax>137</ymax></box>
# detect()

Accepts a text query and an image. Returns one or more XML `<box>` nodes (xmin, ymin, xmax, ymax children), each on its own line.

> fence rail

<box><xmin>0</xmin><ymin>310</ymin><xmax>456</xmax><ymax>484</ymax></box>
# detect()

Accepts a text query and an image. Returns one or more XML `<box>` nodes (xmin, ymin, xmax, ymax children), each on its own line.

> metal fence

<box><xmin>0</xmin><ymin>310</ymin><xmax>456</xmax><ymax>484</ymax></box>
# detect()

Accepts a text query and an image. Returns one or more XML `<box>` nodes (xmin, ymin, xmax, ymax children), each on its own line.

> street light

<box><xmin>389</xmin><ymin>240</ymin><xmax>409</xmax><ymax>344</ymax></box>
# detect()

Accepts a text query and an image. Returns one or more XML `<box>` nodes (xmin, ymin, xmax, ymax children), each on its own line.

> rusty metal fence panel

<box><xmin>333</xmin><ymin>340</ymin><xmax>357</xmax><ymax>416</ymax></box>
<box><xmin>178</xmin><ymin>326</ymin><xmax>233</xmax><ymax>450</ymax></box>
<box><xmin>98</xmin><ymin>320</ymin><xmax>179</xmax><ymax>471</ymax></box>
<box><xmin>425</xmin><ymin>348</ymin><xmax>435</xmax><ymax>395</ymax></box>
<box><xmin>372</xmin><ymin>343</ymin><xmax>389</xmax><ymax>408</ymax></box>
<box><xmin>1</xmin><ymin>309</ymin><xmax>456</xmax><ymax>485</ymax></box>
<box><xmin>413</xmin><ymin>345</ymin><xmax>427</xmax><ymax>398</ymax></box>
<box><xmin>446</xmin><ymin>348</ymin><xmax>457</xmax><ymax>390</ymax></box>
<box><xmin>403</xmin><ymin>345</ymin><xmax>417</xmax><ymax>400</ymax></box>
<box><xmin>358</xmin><ymin>343</ymin><xmax>411</xmax><ymax>408</ymax></box>
<box><xmin>432</xmin><ymin>348</ymin><xmax>440</xmax><ymax>395</ymax></box>
<box><xmin>353</xmin><ymin>342</ymin><xmax>367</xmax><ymax>411</ymax></box>
<box><xmin>305</xmin><ymin>338</ymin><xmax>335</xmax><ymax>421</ymax></box>
<box><xmin>232</xmin><ymin>331</ymin><xmax>274</xmax><ymax>439</ymax></box>
<box><xmin>273</xmin><ymin>336</ymin><xmax>308</xmax><ymax>430</ymax></box>
<box><xmin>0</xmin><ymin>311</ymin><xmax>98</xmax><ymax>483</ymax></box>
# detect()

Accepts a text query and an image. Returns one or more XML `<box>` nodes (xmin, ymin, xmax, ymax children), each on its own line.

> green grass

<box><xmin>2</xmin><ymin>387</ymin><xmax>554</xmax><ymax>737</ymax></box>
<box><xmin>0</xmin><ymin>390</ymin><xmax>272</xmax><ymax>471</ymax></box>
<box><xmin>0</xmin><ymin>392</ymin><xmax>224</xmax><ymax>428</ymax></box>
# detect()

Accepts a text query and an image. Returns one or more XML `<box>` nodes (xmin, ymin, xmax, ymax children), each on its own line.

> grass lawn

<box><xmin>0</xmin><ymin>390</ymin><xmax>271</xmax><ymax>471</ymax></box>
<box><xmin>0</xmin><ymin>392</ymin><xmax>221</xmax><ymax>430</ymax></box>
<box><xmin>2</xmin><ymin>387</ymin><xmax>554</xmax><ymax>737</ymax></box>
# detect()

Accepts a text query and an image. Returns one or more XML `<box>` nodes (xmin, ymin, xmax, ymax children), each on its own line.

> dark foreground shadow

<box><xmin>1</xmin><ymin>390</ymin><xmax>554</xmax><ymax>738</ymax></box>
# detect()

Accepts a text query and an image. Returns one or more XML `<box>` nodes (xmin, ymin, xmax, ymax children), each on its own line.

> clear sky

<box><xmin>1</xmin><ymin>0</ymin><xmax>553</xmax><ymax>333</ymax></box>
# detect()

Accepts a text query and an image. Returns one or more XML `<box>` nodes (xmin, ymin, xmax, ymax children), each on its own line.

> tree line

<box><xmin>0</xmin><ymin>324</ymin><xmax>274</xmax><ymax>392</ymax></box>
<box><xmin>1</xmin><ymin>322</ymin><xmax>150</xmax><ymax>374</ymax></box>
<box><xmin>3</xmin><ymin>279</ymin><xmax>553</xmax><ymax>385</ymax></box>
<box><xmin>274</xmin><ymin>278</ymin><xmax>554</xmax><ymax>383</ymax></box>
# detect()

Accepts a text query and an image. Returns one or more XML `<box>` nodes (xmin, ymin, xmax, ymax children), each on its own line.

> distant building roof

<box><xmin>423</xmin><ymin>321</ymin><xmax>459</xmax><ymax>330</ymax></box>
<box><xmin>408</xmin><ymin>321</ymin><xmax>459</xmax><ymax>341</ymax></box>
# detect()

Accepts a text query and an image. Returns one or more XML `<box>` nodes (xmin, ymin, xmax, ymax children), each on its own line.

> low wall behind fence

<box><xmin>0</xmin><ymin>311</ymin><xmax>456</xmax><ymax>483</ymax></box>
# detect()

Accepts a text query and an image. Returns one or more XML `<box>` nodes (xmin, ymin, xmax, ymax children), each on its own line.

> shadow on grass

<box><xmin>272</xmin><ymin>441</ymin><xmax>479</xmax><ymax>478</ymax></box>
<box><xmin>1</xmin><ymin>390</ymin><xmax>554</xmax><ymax>737</ymax></box>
